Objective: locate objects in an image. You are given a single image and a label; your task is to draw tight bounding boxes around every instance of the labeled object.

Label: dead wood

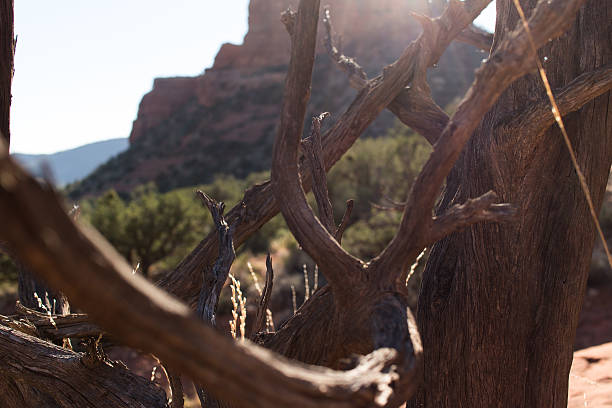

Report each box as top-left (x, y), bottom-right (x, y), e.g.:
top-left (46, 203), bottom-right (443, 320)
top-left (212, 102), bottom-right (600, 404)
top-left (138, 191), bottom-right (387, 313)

top-left (302, 112), bottom-right (334, 233)
top-left (503, 64), bottom-right (612, 136)
top-left (370, 0), bottom-right (589, 276)
top-left (158, 0), bottom-right (493, 306)
top-left (194, 190), bottom-right (241, 408)
top-left (252, 254), bottom-right (274, 336)
top-left (455, 24), bottom-right (493, 52)
top-left (428, 191), bottom-right (517, 245)
top-left (410, 0), bottom-right (608, 405)
top-left (270, 1), bottom-right (425, 404)
top-left (0, 0), bottom-right (598, 406)
top-left (0, 324), bottom-right (167, 407)
top-left (334, 199), bottom-right (353, 244)
top-left (14, 301), bottom-right (102, 340)
top-left (0, 0), bottom-right (13, 146)
top-left (195, 190), bottom-right (241, 328)
top-left (0, 134), bottom-right (416, 408)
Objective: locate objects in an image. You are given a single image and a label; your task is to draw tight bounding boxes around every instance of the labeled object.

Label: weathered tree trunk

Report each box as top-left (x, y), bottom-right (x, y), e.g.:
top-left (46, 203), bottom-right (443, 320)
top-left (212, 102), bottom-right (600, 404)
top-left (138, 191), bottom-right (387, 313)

top-left (0, 0), bottom-right (12, 146)
top-left (0, 325), bottom-right (168, 408)
top-left (1, 0), bottom-right (66, 314)
top-left (411, 0), bottom-right (612, 406)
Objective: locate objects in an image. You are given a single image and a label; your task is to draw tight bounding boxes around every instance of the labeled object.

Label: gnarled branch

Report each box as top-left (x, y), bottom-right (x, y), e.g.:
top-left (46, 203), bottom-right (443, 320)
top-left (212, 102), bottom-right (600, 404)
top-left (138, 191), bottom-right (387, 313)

top-left (322, 7), bottom-right (368, 89)
top-left (427, 191), bottom-right (517, 246)
top-left (371, 0), bottom-right (588, 275)
top-left (455, 24), bottom-right (493, 52)
top-left (334, 199), bottom-right (354, 244)
top-left (252, 254), bottom-right (274, 336)
top-left (503, 64), bottom-right (612, 136)
top-left (14, 301), bottom-right (103, 340)
top-left (195, 190), bottom-right (240, 327)
top-left (322, 3), bottom-right (492, 145)
top-left (195, 190), bottom-right (241, 408)
top-left (271, 0), bottom-right (364, 291)
top-left (158, 0), bottom-right (492, 306)
top-left (302, 112), bottom-right (335, 233)
top-left (0, 58), bottom-right (415, 408)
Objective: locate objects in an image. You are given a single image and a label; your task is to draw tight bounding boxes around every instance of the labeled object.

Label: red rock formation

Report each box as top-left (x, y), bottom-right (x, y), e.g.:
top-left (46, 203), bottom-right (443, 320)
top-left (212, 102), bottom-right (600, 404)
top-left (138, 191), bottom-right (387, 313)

top-left (77, 0), bottom-right (483, 196)
top-left (130, 0), bottom-right (434, 144)
top-left (130, 77), bottom-right (198, 143)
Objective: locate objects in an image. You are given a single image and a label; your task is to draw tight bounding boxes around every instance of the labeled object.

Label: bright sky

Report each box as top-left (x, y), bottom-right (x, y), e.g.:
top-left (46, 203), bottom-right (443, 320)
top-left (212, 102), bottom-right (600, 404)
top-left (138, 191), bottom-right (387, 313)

top-left (10, 1), bottom-right (495, 155)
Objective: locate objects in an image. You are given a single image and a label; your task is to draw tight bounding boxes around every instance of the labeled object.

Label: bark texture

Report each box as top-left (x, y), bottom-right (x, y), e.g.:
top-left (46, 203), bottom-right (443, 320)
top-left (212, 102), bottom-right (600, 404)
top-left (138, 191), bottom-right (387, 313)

top-left (0, 325), bottom-right (168, 408)
top-left (0, 0), bottom-right (12, 146)
top-left (412, 0), bottom-right (612, 406)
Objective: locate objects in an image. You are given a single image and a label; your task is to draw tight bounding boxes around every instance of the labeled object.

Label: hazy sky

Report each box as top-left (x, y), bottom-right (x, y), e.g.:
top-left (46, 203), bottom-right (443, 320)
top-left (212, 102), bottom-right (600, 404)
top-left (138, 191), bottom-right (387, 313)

top-left (10, 1), bottom-right (495, 154)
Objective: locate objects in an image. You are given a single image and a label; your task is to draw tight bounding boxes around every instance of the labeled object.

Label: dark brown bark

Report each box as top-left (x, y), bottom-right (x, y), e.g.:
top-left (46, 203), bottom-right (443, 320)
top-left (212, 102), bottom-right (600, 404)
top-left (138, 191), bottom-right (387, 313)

top-left (0, 324), bottom-right (167, 407)
top-left (252, 254), bottom-right (274, 336)
top-left (194, 191), bottom-right (240, 408)
top-left (0, 0), bottom-right (13, 147)
top-left (13, 301), bottom-right (101, 339)
top-left (0, 0), bottom-right (69, 320)
top-left (411, 0), bottom-right (612, 406)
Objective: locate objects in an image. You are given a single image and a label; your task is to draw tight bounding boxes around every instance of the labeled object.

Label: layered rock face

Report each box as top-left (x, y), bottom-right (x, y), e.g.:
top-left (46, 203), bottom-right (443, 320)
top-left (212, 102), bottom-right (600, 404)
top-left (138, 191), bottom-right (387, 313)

top-left (73, 0), bottom-right (485, 197)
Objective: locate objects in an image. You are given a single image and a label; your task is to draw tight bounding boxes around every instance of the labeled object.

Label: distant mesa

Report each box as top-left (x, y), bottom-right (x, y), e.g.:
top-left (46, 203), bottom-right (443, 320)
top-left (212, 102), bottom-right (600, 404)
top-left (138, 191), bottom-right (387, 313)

top-left (71, 0), bottom-right (487, 198)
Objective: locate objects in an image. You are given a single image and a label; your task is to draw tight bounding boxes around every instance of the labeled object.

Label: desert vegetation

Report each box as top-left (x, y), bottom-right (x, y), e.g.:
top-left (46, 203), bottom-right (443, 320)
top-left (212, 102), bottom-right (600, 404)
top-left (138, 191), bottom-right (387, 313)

top-left (1, 0), bottom-right (611, 407)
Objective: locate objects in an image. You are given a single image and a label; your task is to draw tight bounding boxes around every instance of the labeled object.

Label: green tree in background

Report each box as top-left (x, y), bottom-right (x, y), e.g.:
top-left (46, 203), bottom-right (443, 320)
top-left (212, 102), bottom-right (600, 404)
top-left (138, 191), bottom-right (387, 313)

top-left (82, 126), bottom-right (432, 277)
top-left (87, 185), bottom-right (202, 277)
top-left (328, 122), bottom-right (431, 259)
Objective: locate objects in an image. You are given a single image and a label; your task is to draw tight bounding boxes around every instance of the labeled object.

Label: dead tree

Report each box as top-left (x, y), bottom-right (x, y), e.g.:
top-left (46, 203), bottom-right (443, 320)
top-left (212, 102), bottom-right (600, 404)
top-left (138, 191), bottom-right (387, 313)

top-left (0, 0), bottom-right (611, 406)
top-left (0, 0), bottom-right (12, 146)
top-left (410, 0), bottom-right (612, 406)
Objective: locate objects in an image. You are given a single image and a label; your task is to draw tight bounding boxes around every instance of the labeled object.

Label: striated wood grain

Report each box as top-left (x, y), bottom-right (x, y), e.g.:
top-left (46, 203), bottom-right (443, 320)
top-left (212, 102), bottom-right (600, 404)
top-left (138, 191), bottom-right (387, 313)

top-left (0, 324), bottom-right (167, 407)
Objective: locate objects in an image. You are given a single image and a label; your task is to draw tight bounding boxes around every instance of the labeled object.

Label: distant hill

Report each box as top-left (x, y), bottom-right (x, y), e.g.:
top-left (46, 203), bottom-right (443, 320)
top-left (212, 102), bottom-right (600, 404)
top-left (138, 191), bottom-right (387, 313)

top-left (12, 138), bottom-right (128, 186)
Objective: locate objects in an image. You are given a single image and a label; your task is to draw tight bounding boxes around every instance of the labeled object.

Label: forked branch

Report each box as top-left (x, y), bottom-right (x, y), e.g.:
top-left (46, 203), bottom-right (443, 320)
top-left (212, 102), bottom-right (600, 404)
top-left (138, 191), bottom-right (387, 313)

top-left (271, 0), bottom-right (363, 290)
top-left (158, 0), bottom-right (492, 305)
top-left (372, 0), bottom-right (589, 273)
top-left (0, 31), bottom-right (414, 408)
top-left (322, 3), bottom-right (492, 145)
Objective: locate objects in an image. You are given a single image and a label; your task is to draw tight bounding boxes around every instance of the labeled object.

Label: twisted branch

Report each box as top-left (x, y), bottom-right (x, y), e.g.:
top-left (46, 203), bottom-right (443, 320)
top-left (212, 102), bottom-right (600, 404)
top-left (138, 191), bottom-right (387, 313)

top-left (371, 0), bottom-right (588, 275)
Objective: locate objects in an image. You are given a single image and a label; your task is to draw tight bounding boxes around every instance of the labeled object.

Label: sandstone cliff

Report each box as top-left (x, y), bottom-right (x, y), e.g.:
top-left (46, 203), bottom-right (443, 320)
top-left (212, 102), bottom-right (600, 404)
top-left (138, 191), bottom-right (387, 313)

top-left (71, 0), bottom-right (485, 197)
